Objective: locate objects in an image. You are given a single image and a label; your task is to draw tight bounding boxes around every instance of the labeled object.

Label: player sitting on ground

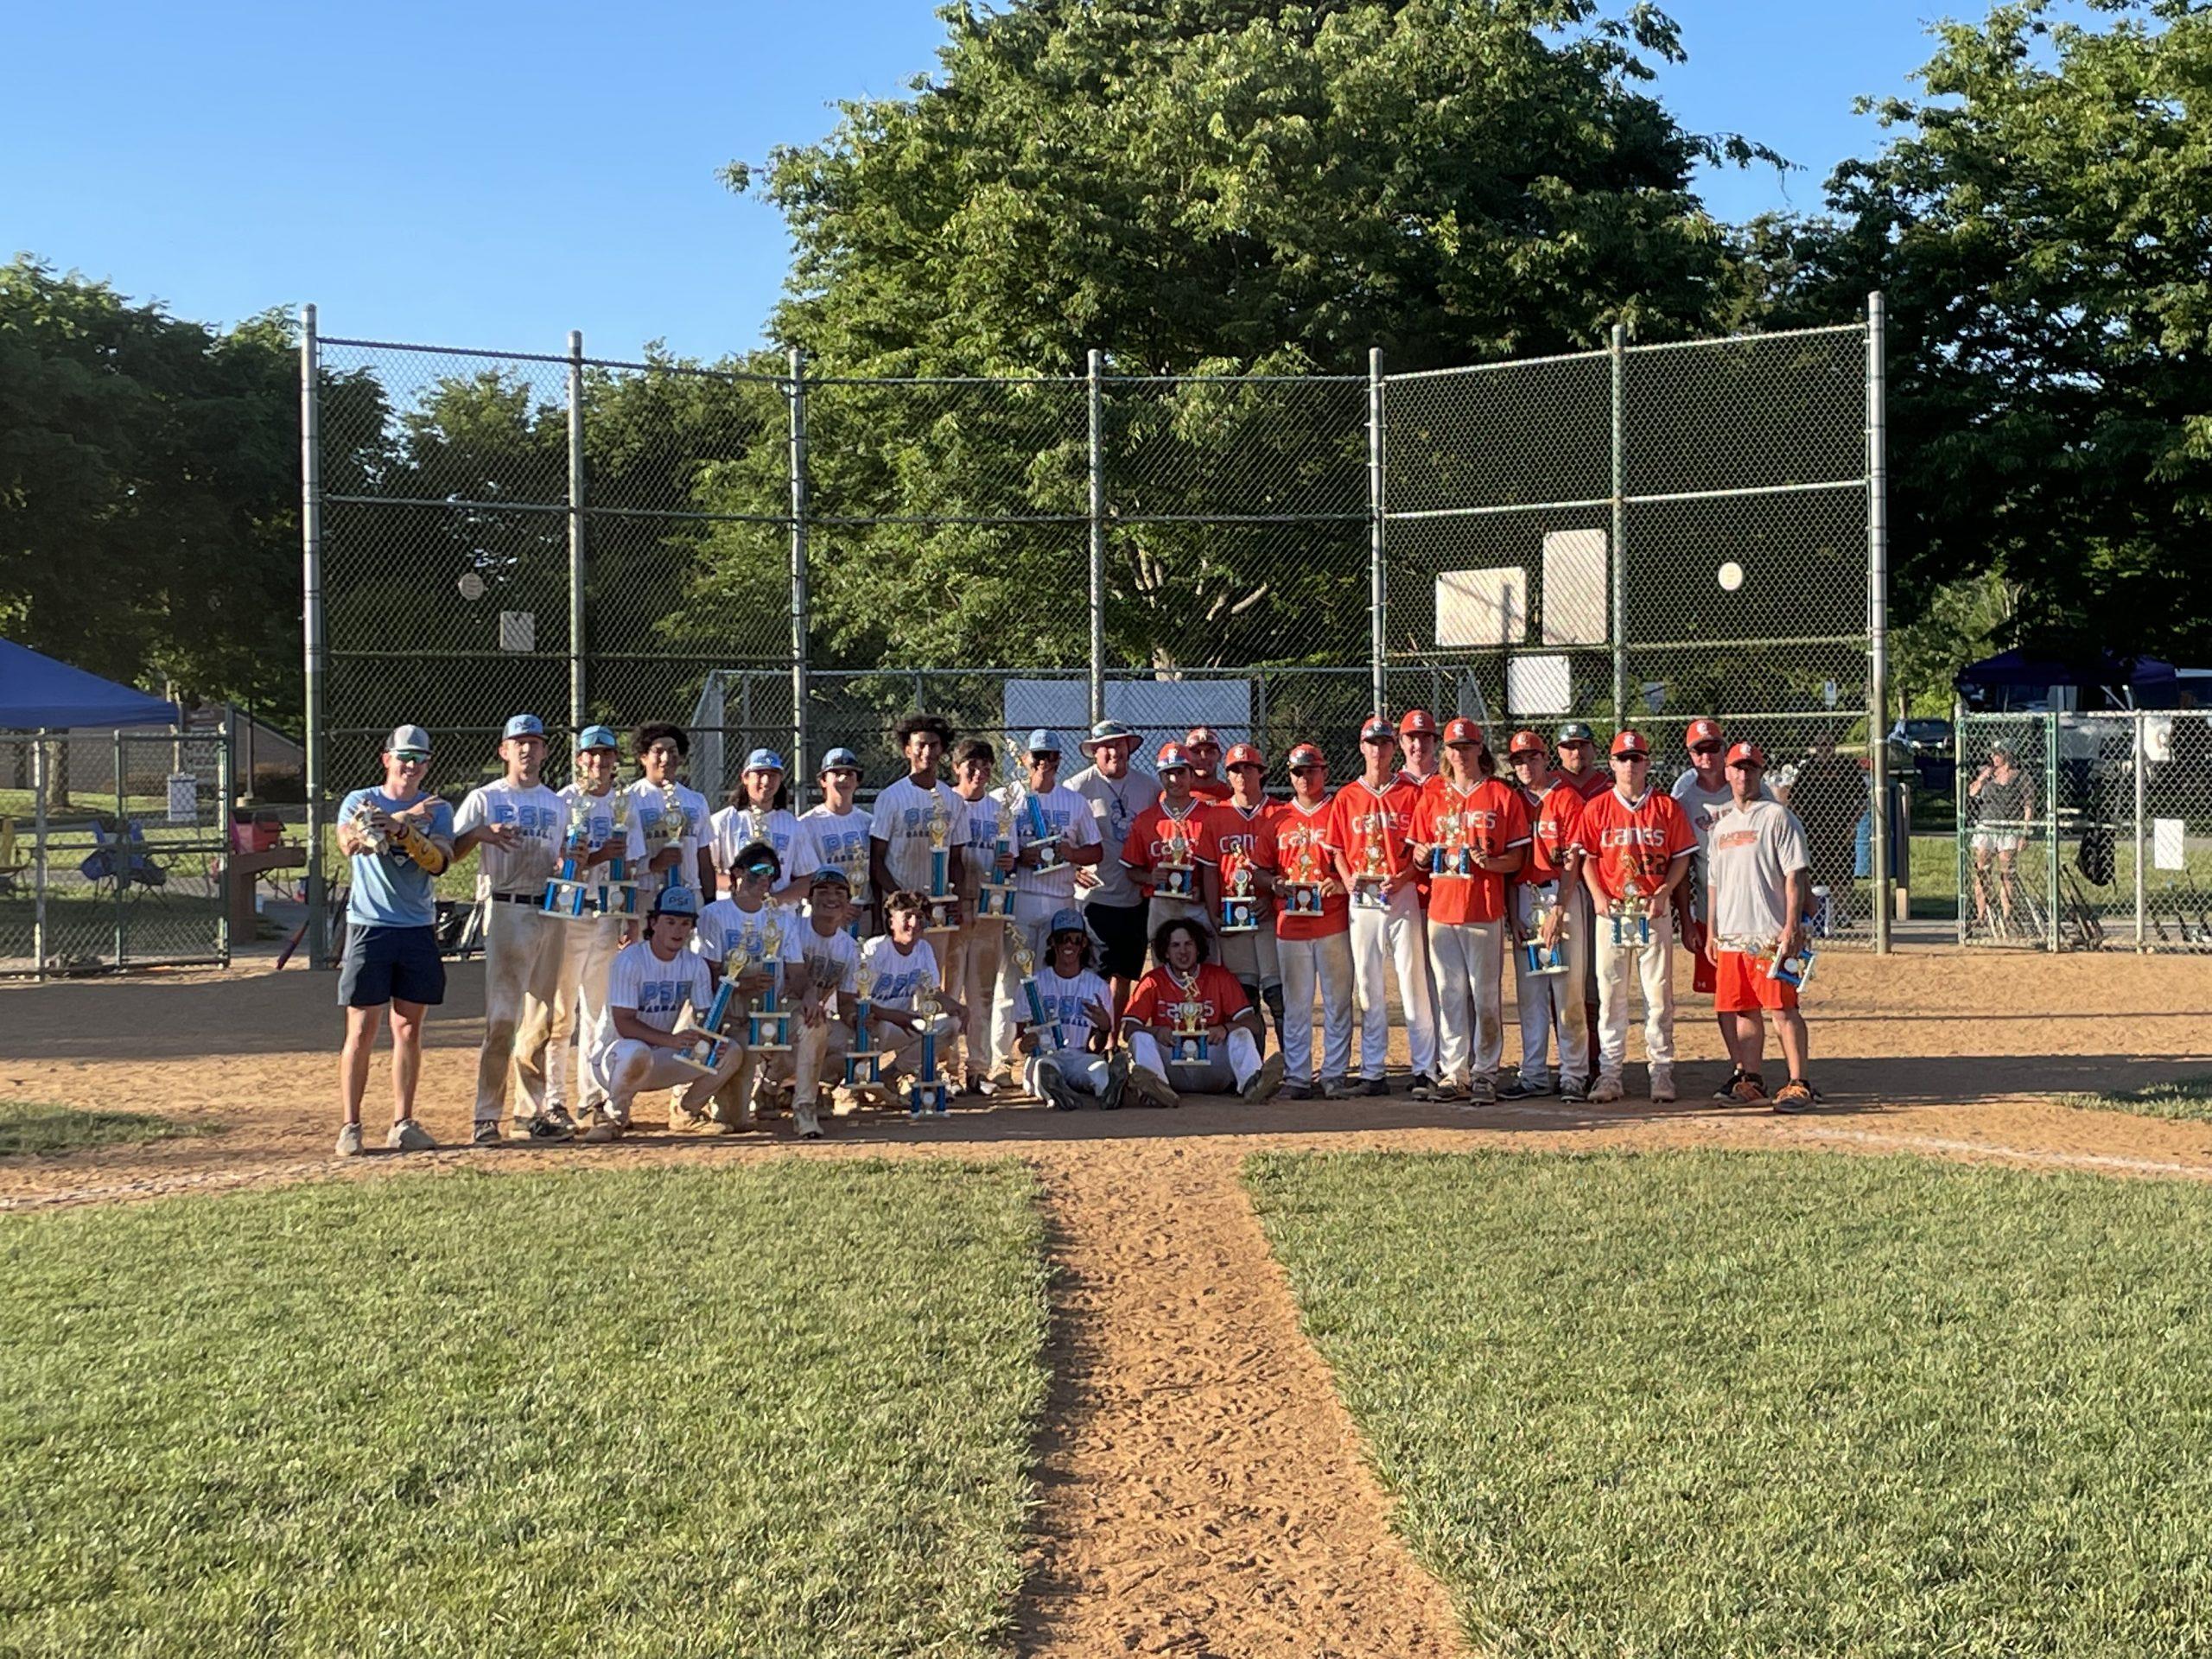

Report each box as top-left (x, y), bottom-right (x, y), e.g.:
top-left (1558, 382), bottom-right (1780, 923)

top-left (1120, 918), bottom-right (1287, 1108)
top-left (1015, 908), bottom-right (1126, 1111)
top-left (581, 886), bottom-right (746, 1141)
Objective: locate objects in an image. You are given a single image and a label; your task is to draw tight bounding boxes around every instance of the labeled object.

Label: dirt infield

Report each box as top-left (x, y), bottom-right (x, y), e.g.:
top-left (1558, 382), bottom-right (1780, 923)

top-left (5, 950), bottom-right (2210, 1655)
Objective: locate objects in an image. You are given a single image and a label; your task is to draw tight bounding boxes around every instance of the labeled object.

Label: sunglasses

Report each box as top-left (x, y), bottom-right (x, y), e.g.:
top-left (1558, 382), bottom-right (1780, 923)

top-left (1613, 753), bottom-right (1649, 762)
top-left (392, 751), bottom-right (429, 765)
top-left (1690, 743), bottom-right (1723, 756)
top-left (741, 861), bottom-right (777, 878)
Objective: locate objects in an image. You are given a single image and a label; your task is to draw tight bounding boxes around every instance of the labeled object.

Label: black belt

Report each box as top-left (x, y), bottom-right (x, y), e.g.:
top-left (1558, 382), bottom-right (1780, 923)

top-left (488, 891), bottom-right (544, 906)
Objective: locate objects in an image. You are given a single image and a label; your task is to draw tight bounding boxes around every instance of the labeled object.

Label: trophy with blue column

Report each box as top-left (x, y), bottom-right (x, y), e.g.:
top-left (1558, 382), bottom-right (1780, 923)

top-left (543, 796), bottom-right (594, 917)
top-left (746, 912), bottom-right (792, 1054)
top-left (908, 970), bottom-right (950, 1118)
top-left (842, 959), bottom-right (882, 1088)
top-left (924, 798), bottom-right (958, 935)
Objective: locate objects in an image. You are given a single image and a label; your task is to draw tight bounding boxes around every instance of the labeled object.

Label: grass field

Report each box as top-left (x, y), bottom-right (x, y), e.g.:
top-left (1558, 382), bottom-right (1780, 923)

top-left (0, 1099), bottom-right (208, 1156)
top-left (2062, 1076), bottom-right (2212, 1124)
top-left (1247, 1149), bottom-right (2212, 1657)
top-left (0, 1161), bottom-right (1049, 1658)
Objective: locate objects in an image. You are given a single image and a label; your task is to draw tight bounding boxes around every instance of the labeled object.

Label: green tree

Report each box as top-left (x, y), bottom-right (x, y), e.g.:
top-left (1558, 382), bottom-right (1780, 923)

top-left (1749, 0), bottom-right (2212, 664)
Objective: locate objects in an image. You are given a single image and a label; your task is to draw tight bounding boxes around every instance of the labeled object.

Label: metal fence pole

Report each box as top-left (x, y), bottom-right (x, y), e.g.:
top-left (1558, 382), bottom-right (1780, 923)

top-left (112, 728), bottom-right (125, 969)
top-left (2133, 709), bottom-right (2147, 948)
top-left (31, 728), bottom-right (48, 980)
top-left (1368, 346), bottom-right (1386, 720)
top-left (1867, 292), bottom-right (1892, 953)
top-left (567, 329), bottom-right (588, 734)
top-left (300, 302), bottom-right (328, 968)
top-left (1953, 703), bottom-right (1967, 947)
top-left (2045, 711), bottom-right (2061, 953)
top-left (219, 726), bottom-right (235, 967)
top-left (1610, 322), bottom-right (1628, 728)
top-left (788, 346), bottom-right (810, 776)
top-left (1088, 348), bottom-right (1107, 726)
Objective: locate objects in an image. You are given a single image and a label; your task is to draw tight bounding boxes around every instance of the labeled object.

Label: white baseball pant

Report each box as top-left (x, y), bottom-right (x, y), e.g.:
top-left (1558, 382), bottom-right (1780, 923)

top-left (1348, 884), bottom-right (1435, 1080)
top-left (1128, 1027), bottom-right (1262, 1095)
top-left (944, 917), bottom-right (1007, 1082)
top-left (474, 899), bottom-right (568, 1128)
top-left (1026, 1047), bottom-right (1112, 1099)
top-left (1428, 917), bottom-right (1505, 1087)
top-left (1510, 883), bottom-right (1589, 1091)
top-left (1277, 928), bottom-right (1355, 1085)
top-left (544, 913), bottom-right (622, 1116)
top-left (594, 1033), bottom-right (746, 1125)
top-left (1592, 910), bottom-right (1677, 1087)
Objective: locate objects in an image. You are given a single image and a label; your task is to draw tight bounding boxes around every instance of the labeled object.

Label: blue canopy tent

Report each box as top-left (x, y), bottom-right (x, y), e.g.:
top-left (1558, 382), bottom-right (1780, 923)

top-left (1955, 649), bottom-right (2180, 712)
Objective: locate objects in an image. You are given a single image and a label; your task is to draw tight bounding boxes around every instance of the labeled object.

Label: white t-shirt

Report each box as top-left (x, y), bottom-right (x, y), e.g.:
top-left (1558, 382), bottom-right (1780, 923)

top-left (1065, 763), bottom-right (1159, 908)
top-left (792, 922), bottom-right (863, 1012)
top-left (693, 898), bottom-right (807, 975)
top-left (1707, 798), bottom-right (1812, 947)
top-left (556, 783), bottom-right (649, 866)
top-left (1007, 781), bottom-right (1103, 900)
top-left (1672, 771), bottom-right (1777, 919)
top-left (625, 779), bottom-right (710, 889)
top-left (798, 804), bottom-right (874, 906)
top-left (1022, 965), bottom-right (1112, 1050)
top-left (589, 939), bottom-right (714, 1068)
top-left (869, 776), bottom-right (970, 895)
top-left (454, 779), bottom-right (567, 899)
top-left (858, 935), bottom-right (941, 1011)
top-left (709, 804), bottom-right (808, 893)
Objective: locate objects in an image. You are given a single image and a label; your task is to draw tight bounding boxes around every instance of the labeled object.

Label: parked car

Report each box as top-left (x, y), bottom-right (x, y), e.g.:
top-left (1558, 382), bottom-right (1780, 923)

top-left (1889, 717), bottom-right (1955, 791)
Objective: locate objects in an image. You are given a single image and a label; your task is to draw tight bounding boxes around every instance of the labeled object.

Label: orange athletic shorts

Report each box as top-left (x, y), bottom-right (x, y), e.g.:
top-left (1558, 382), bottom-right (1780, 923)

top-left (1714, 948), bottom-right (1799, 1014)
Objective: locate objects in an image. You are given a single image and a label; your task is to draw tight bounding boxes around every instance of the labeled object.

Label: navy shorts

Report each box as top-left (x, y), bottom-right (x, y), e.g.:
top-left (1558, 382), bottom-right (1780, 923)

top-left (337, 924), bottom-right (446, 1009)
top-left (1085, 901), bottom-right (1150, 981)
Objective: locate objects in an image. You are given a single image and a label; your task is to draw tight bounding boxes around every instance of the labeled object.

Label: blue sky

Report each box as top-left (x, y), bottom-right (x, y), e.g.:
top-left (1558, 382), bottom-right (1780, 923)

top-left (5, 0), bottom-right (1954, 362)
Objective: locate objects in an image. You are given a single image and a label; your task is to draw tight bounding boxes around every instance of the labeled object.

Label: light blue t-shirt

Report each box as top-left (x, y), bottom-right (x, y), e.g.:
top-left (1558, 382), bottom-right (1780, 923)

top-left (341, 787), bottom-right (455, 930)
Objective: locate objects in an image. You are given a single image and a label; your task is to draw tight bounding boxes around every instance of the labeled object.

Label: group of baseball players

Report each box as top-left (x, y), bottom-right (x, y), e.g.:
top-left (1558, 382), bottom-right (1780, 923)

top-left (333, 706), bottom-right (1821, 1154)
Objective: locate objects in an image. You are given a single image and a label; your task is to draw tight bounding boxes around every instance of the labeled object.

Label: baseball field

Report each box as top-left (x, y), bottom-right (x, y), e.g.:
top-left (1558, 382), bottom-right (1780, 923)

top-left (5, 949), bottom-right (2211, 1656)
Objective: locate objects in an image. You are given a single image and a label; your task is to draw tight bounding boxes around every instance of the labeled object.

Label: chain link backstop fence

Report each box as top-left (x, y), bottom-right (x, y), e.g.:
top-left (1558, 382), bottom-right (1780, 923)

top-left (300, 302), bottom-right (1891, 963)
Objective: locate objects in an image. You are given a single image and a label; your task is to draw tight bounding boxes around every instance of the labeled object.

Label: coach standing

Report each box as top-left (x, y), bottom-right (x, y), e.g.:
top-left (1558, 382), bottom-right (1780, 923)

top-left (1067, 719), bottom-right (1158, 1032)
top-left (1704, 741), bottom-right (1820, 1110)
top-left (1577, 728), bottom-right (1695, 1104)
top-left (334, 723), bottom-right (455, 1156)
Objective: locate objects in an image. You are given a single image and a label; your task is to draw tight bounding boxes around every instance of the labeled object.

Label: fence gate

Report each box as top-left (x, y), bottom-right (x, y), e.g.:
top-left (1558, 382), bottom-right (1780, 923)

top-left (0, 728), bottom-right (232, 978)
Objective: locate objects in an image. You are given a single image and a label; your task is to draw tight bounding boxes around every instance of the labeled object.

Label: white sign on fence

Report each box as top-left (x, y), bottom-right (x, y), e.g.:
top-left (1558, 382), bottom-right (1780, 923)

top-left (2154, 817), bottom-right (2187, 873)
top-left (167, 772), bottom-right (197, 824)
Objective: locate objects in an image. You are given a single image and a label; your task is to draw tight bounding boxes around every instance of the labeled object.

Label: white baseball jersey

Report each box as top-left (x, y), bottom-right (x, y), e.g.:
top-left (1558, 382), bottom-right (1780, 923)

top-left (1022, 965), bottom-right (1111, 1047)
top-left (794, 922), bottom-right (863, 1008)
top-left (858, 935), bottom-right (941, 1011)
top-left (709, 803), bottom-right (808, 888)
top-left (625, 778), bottom-right (709, 884)
top-left (556, 783), bottom-right (649, 863)
top-left (454, 779), bottom-right (567, 899)
top-left (869, 776), bottom-right (970, 894)
top-left (692, 898), bottom-right (807, 973)
top-left (798, 804), bottom-right (874, 905)
top-left (1707, 798), bottom-right (1811, 945)
top-left (1007, 781), bottom-right (1103, 900)
top-left (587, 939), bottom-right (714, 1069)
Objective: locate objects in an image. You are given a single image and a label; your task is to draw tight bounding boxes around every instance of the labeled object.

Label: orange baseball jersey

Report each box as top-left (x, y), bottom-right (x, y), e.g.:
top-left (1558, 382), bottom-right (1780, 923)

top-left (1269, 795), bottom-right (1348, 939)
top-left (1187, 775), bottom-right (1233, 803)
top-left (1319, 777), bottom-right (1419, 880)
top-left (1410, 777), bottom-right (1530, 925)
top-left (1124, 962), bottom-right (1251, 1033)
top-left (1120, 799), bottom-right (1209, 894)
top-left (1516, 779), bottom-right (1586, 887)
top-left (1195, 800), bottom-right (1276, 871)
top-left (1575, 787), bottom-right (1696, 903)
top-left (1560, 766), bottom-right (1612, 803)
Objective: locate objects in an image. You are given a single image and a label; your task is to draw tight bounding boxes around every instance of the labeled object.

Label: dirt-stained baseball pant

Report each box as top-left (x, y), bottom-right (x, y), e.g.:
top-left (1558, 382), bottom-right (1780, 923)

top-left (1428, 917), bottom-right (1505, 1086)
top-left (1593, 910), bottom-right (1677, 1089)
top-left (1348, 885), bottom-right (1435, 1081)
top-left (1510, 882), bottom-right (1589, 1091)
top-left (474, 899), bottom-right (569, 1128)
top-left (1129, 1027), bottom-right (1263, 1095)
top-left (1215, 922), bottom-right (1284, 1046)
top-left (945, 916), bottom-right (1007, 1082)
top-left (544, 912), bottom-right (623, 1116)
top-left (594, 1033), bottom-right (746, 1125)
top-left (1277, 929), bottom-right (1354, 1085)
top-left (1026, 1046), bottom-right (1112, 1100)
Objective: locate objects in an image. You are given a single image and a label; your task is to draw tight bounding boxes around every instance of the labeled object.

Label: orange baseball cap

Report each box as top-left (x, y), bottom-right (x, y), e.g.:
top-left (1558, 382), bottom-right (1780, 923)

top-left (1726, 740), bottom-right (1767, 768)
top-left (1685, 717), bottom-right (1723, 748)
top-left (1359, 715), bottom-right (1395, 742)
top-left (1443, 717), bottom-right (1483, 747)
top-left (1224, 741), bottom-right (1264, 768)
top-left (1507, 728), bottom-right (1546, 757)
top-left (1611, 729), bottom-right (1649, 759)
top-left (1185, 726), bottom-right (1221, 747)
top-left (1287, 742), bottom-right (1326, 770)
top-left (1156, 742), bottom-right (1192, 770)
top-left (1397, 708), bottom-right (1438, 735)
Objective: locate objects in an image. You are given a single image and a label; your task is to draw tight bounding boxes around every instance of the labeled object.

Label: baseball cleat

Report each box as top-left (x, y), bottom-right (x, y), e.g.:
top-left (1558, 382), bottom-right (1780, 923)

top-left (1320, 1077), bottom-right (1356, 1101)
top-left (335, 1122), bottom-right (365, 1158)
top-left (390, 1119), bottom-right (437, 1153)
top-left (1123, 1065), bottom-right (1180, 1109)
top-left (526, 1112), bottom-right (575, 1142)
top-left (1103, 1050), bottom-right (1130, 1110)
top-left (1465, 1077), bottom-right (1497, 1104)
top-left (1038, 1066), bottom-right (1084, 1113)
top-left (1241, 1052), bottom-right (1287, 1103)
top-left (1409, 1072), bottom-right (1437, 1101)
top-left (1361, 1077), bottom-right (1389, 1097)
top-left (1586, 1077), bottom-right (1625, 1103)
top-left (1727, 1073), bottom-right (1769, 1104)
top-left (1279, 1078), bottom-right (1313, 1101)
top-left (1431, 1078), bottom-right (1469, 1103)
top-left (579, 1115), bottom-right (625, 1144)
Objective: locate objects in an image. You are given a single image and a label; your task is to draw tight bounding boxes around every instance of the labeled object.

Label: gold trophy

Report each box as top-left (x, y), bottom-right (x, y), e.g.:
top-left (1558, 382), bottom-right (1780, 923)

top-left (1170, 985), bottom-right (1210, 1066)
top-left (910, 970), bottom-right (949, 1116)
top-left (653, 780), bottom-right (687, 892)
top-left (1283, 841), bottom-right (1325, 918)
top-left (1219, 849), bottom-right (1257, 933)
top-left (1522, 884), bottom-right (1569, 976)
top-left (747, 912), bottom-right (791, 1053)
top-left (1157, 816), bottom-right (1198, 901)
top-left (1354, 823), bottom-right (1389, 910)
top-left (924, 798), bottom-right (958, 934)
top-left (1610, 874), bottom-right (1651, 953)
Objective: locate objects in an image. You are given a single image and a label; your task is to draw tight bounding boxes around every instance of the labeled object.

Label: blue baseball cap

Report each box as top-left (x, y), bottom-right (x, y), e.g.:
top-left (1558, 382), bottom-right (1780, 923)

top-left (743, 747), bottom-right (785, 773)
top-left (1048, 906), bottom-right (1087, 938)
top-left (502, 713), bottom-right (546, 741)
top-left (652, 886), bottom-right (701, 918)
top-left (575, 724), bottom-right (620, 753)
top-left (818, 747), bottom-right (861, 773)
top-left (810, 866), bottom-right (851, 891)
top-left (1026, 728), bottom-right (1065, 756)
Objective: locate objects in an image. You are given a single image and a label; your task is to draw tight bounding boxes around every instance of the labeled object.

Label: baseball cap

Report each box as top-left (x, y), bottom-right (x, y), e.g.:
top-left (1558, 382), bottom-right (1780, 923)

top-left (1726, 741), bottom-right (1767, 768)
top-left (385, 723), bottom-right (433, 757)
top-left (1507, 728), bottom-right (1546, 758)
top-left (1287, 742), bottom-right (1326, 771)
top-left (1359, 716), bottom-right (1395, 742)
top-left (810, 866), bottom-right (851, 891)
top-left (1155, 741), bottom-right (1192, 771)
top-left (1556, 721), bottom-right (1595, 745)
top-left (652, 886), bottom-right (701, 918)
top-left (1398, 709), bottom-right (1438, 736)
top-left (501, 714), bottom-right (544, 741)
top-left (1611, 729), bottom-right (1649, 759)
top-left (1185, 725), bottom-right (1222, 747)
top-left (743, 747), bottom-right (785, 773)
top-left (1026, 728), bottom-right (1065, 756)
top-left (1048, 906), bottom-right (1087, 938)
top-left (1443, 717), bottom-right (1483, 747)
top-left (1224, 741), bottom-right (1264, 769)
top-left (1081, 719), bottom-right (1137, 750)
top-left (818, 747), bottom-right (861, 774)
top-left (1686, 718), bottom-right (1723, 749)
top-left (575, 724), bottom-right (620, 753)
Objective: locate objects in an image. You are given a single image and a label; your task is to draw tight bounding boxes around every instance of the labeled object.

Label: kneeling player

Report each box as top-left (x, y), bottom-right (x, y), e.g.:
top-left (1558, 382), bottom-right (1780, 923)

top-left (856, 891), bottom-right (969, 1105)
top-left (1702, 742), bottom-right (1820, 1111)
top-left (1119, 919), bottom-right (1286, 1106)
top-left (1014, 908), bottom-right (1123, 1110)
top-left (580, 887), bottom-right (746, 1140)
top-left (785, 868), bottom-right (863, 1138)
